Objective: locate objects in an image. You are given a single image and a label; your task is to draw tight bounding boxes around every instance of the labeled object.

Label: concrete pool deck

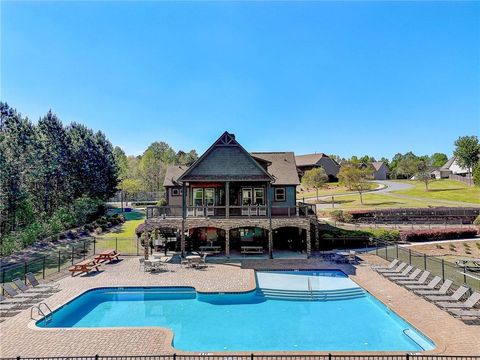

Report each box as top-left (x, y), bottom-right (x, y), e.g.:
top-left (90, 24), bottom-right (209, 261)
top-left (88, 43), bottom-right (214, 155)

top-left (0, 255), bottom-right (479, 357)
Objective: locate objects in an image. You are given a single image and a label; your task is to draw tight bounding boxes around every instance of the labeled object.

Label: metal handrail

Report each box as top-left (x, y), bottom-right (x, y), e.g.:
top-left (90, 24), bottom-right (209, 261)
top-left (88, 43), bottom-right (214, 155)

top-left (30, 302), bottom-right (53, 323)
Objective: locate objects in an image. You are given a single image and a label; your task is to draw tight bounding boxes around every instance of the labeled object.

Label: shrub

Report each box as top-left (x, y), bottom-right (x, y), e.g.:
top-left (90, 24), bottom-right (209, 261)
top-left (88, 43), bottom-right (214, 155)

top-left (330, 210), bottom-right (344, 222)
top-left (400, 228), bottom-right (478, 242)
top-left (157, 198), bottom-right (167, 206)
top-left (343, 212), bottom-right (353, 223)
top-left (95, 227), bottom-right (103, 234)
top-left (367, 228), bottom-right (401, 242)
top-left (473, 215), bottom-right (480, 226)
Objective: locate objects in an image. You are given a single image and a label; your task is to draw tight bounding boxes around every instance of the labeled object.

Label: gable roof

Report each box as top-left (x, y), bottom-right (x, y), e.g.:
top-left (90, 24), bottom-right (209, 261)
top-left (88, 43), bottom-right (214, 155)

top-left (371, 161), bottom-right (387, 171)
top-left (440, 157), bottom-right (456, 170)
top-left (295, 153), bottom-right (327, 167)
top-left (177, 132), bottom-right (273, 182)
top-left (251, 152), bottom-right (300, 185)
top-left (163, 165), bottom-right (189, 187)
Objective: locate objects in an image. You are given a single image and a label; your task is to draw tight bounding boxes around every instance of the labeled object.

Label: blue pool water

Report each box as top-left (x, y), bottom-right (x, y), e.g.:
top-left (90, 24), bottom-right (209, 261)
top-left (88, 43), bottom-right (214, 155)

top-left (37, 270), bottom-right (434, 352)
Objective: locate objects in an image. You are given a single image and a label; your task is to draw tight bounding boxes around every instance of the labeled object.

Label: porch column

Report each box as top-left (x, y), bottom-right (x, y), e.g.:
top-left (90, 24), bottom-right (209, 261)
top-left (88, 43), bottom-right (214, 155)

top-left (181, 220), bottom-right (186, 257)
top-left (268, 228), bottom-right (273, 259)
top-left (225, 230), bottom-right (230, 258)
top-left (315, 223), bottom-right (319, 251)
top-left (225, 181), bottom-right (230, 219)
top-left (306, 227), bottom-right (311, 258)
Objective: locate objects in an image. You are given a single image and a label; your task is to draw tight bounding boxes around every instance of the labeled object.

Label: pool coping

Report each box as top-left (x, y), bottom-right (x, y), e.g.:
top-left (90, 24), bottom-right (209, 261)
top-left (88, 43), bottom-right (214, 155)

top-left (29, 269), bottom-right (435, 353)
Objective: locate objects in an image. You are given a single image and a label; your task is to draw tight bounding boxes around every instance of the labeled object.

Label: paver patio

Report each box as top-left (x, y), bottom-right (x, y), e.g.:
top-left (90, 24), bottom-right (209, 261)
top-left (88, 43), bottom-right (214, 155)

top-left (0, 255), bottom-right (479, 357)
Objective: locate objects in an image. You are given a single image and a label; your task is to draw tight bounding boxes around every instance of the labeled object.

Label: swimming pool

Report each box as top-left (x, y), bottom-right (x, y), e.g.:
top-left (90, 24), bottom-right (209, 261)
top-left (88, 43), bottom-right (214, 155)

top-left (36, 270), bottom-right (434, 352)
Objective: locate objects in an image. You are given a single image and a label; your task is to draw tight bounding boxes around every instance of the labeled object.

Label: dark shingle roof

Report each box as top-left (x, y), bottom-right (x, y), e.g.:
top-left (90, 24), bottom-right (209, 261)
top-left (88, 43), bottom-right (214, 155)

top-left (251, 152), bottom-right (300, 185)
top-left (163, 165), bottom-right (189, 187)
top-left (295, 153), bottom-right (327, 167)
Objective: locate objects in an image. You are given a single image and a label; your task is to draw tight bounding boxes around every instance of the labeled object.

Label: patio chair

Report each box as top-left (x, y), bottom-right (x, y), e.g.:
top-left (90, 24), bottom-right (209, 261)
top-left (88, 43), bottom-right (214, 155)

top-left (415, 279), bottom-right (453, 295)
top-left (373, 259), bottom-right (399, 271)
top-left (397, 271), bottom-right (430, 285)
top-left (195, 254), bottom-right (208, 269)
top-left (425, 285), bottom-right (469, 302)
top-left (383, 265), bottom-right (413, 278)
top-left (139, 258), bottom-right (145, 271)
top-left (390, 268), bottom-right (421, 282)
top-left (0, 294), bottom-right (34, 309)
top-left (449, 308), bottom-right (480, 318)
top-left (25, 273), bottom-right (60, 292)
top-left (436, 292), bottom-right (480, 309)
top-left (378, 262), bottom-right (407, 275)
top-left (1, 283), bottom-right (42, 300)
top-left (406, 276), bottom-right (441, 290)
top-left (12, 278), bottom-right (53, 296)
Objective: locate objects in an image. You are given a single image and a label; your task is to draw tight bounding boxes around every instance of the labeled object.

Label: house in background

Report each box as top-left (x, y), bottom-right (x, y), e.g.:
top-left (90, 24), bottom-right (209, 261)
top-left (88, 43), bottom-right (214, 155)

top-left (432, 157), bottom-right (469, 179)
top-left (148, 131), bottom-right (318, 258)
top-left (371, 161), bottom-right (389, 180)
top-left (295, 153), bottom-right (340, 182)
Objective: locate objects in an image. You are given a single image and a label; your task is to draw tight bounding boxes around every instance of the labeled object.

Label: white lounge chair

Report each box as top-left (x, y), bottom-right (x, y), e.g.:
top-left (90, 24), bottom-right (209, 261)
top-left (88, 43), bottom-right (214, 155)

top-left (383, 265), bottom-right (413, 278)
top-left (25, 273), bottom-right (60, 292)
top-left (406, 276), bottom-right (441, 290)
top-left (1, 284), bottom-right (42, 300)
top-left (449, 308), bottom-right (480, 318)
top-left (390, 268), bottom-right (422, 281)
top-left (378, 261), bottom-right (406, 274)
top-left (374, 259), bottom-right (399, 271)
top-left (415, 279), bottom-right (453, 295)
top-left (436, 292), bottom-right (480, 309)
top-left (426, 286), bottom-right (469, 302)
top-left (397, 271), bottom-right (430, 285)
top-left (13, 278), bottom-right (53, 296)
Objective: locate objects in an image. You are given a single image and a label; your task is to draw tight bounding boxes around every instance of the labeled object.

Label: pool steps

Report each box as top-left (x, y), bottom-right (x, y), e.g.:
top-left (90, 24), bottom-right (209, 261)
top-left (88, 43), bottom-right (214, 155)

top-left (257, 287), bottom-right (366, 301)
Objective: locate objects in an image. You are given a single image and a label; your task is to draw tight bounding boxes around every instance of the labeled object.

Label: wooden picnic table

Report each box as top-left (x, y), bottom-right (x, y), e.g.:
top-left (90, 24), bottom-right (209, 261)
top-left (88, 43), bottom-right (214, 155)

top-left (68, 259), bottom-right (101, 276)
top-left (241, 246), bottom-right (264, 255)
top-left (94, 249), bottom-right (121, 263)
top-left (199, 245), bottom-right (221, 254)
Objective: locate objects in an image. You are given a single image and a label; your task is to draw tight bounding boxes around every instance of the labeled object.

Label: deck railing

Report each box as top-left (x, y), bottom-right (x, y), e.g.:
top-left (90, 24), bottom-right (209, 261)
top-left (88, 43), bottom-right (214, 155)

top-left (146, 204), bottom-right (316, 219)
top-left (3, 354), bottom-right (480, 360)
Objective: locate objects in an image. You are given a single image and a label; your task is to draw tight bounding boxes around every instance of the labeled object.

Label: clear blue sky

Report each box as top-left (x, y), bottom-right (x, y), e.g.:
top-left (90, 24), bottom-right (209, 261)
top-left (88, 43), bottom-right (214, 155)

top-left (1, 1), bottom-right (479, 159)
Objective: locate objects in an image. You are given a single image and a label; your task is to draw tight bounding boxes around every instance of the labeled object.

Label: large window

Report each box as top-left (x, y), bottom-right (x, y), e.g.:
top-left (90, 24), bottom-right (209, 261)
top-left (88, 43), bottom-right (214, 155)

top-left (274, 187), bottom-right (286, 202)
top-left (204, 188), bottom-right (215, 206)
top-left (242, 188), bottom-right (253, 205)
top-left (254, 188), bottom-right (265, 205)
top-left (193, 188), bottom-right (204, 207)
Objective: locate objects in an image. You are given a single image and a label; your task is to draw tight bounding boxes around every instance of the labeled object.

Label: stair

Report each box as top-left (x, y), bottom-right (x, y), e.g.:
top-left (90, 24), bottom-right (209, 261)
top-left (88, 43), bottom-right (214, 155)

top-left (257, 287), bottom-right (366, 301)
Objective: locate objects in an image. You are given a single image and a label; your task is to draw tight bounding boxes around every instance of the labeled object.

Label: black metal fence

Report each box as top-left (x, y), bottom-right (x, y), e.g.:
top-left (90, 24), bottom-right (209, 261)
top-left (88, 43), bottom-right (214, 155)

top-left (0, 237), bottom-right (142, 293)
top-left (2, 354), bottom-right (480, 360)
top-left (373, 239), bottom-right (480, 292)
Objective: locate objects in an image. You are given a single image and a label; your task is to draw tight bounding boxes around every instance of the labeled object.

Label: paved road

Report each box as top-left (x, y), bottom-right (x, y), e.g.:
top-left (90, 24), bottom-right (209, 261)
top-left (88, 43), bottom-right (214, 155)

top-left (373, 180), bottom-right (414, 193)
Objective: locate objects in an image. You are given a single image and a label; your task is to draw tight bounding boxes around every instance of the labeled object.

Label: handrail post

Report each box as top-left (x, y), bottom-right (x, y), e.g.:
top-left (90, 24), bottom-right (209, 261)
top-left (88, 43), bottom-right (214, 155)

top-left (328, 353), bottom-right (332, 360)
top-left (83, 241), bottom-right (87, 259)
top-left (24, 261), bottom-right (27, 284)
top-left (94, 237), bottom-right (96, 255)
top-left (442, 259), bottom-right (445, 281)
top-left (58, 250), bottom-right (61, 272)
top-left (95, 354), bottom-right (99, 360)
top-left (116, 237), bottom-right (118, 252)
top-left (424, 253), bottom-right (427, 270)
top-left (43, 256), bottom-right (46, 279)
top-left (251, 353), bottom-right (254, 360)
top-left (71, 245), bottom-right (75, 265)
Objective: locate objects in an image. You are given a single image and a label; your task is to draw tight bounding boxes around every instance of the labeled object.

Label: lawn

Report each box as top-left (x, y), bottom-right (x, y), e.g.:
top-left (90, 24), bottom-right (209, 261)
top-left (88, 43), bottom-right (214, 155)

top-left (317, 192), bottom-right (454, 211)
top-left (96, 209), bottom-right (145, 254)
top-left (392, 179), bottom-right (480, 204)
top-left (297, 182), bottom-right (379, 199)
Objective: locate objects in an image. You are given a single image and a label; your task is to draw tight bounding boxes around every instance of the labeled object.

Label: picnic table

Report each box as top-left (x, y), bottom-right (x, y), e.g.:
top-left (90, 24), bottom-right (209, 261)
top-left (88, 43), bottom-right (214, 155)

top-left (241, 246), bottom-right (264, 255)
top-left (69, 259), bottom-right (101, 276)
top-left (95, 249), bottom-right (121, 263)
top-left (199, 245), bottom-right (221, 254)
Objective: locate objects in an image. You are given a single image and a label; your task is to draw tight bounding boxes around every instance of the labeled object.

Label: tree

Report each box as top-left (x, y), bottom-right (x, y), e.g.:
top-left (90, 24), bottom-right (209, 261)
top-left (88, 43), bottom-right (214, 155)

top-left (338, 163), bottom-right (372, 204)
top-left (454, 135), bottom-right (480, 175)
top-left (139, 148), bottom-right (163, 192)
top-left (430, 153), bottom-right (448, 168)
top-left (359, 155), bottom-right (376, 164)
top-left (113, 146), bottom-right (128, 181)
top-left (301, 167), bottom-right (328, 199)
top-left (414, 158), bottom-right (433, 191)
top-left (473, 163), bottom-right (480, 187)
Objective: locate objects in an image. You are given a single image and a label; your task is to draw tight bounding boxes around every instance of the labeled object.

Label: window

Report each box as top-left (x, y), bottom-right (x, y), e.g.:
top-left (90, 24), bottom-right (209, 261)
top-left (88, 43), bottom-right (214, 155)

top-left (204, 188), bottom-right (215, 206)
top-left (171, 188), bottom-right (182, 196)
top-left (254, 188), bottom-right (264, 205)
top-left (242, 188), bottom-right (253, 205)
top-left (193, 188), bottom-right (204, 206)
top-left (275, 187), bottom-right (286, 201)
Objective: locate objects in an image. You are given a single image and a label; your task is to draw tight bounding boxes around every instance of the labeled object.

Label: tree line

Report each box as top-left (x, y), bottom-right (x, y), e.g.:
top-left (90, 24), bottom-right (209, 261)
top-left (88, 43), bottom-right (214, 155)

top-left (112, 141), bottom-right (198, 202)
top-left (0, 103), bottom-right (119, 254)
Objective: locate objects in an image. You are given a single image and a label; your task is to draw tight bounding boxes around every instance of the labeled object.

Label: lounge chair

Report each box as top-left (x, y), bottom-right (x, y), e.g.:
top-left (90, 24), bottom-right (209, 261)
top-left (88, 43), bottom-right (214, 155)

top-left (397, 271), bottom-right (430, 285)
top-left (425, 285), bottom-right (469, 302)
top-left (378, 262), bottom-right (406, 274)
top-left (25, 273), bottom-right (60, 291)
top-left (406, 276), bottom-right (441, 290)
top-left (13, 278), bottom-right (53, 296)
top-left (1, 283), bottom-right (42, 300)
top-left (436, 292), bottom-right (480, 309)
top-left (383, 265), bottom-right (413, 278)
top-left (449, 308), bottom-right (480, 318)
top-left (390, 268), bottom-right (421, 281)
top-left (374, 259), bottom-right (399, 271)
top-left (415, 279), bottom-right (453, 295)
top-left (0, 294), bottom-right (35, 309)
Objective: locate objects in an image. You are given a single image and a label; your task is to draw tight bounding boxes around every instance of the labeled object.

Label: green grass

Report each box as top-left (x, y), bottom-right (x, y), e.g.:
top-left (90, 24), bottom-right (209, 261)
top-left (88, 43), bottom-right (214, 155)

top-left (96, 209), bottom-right (145, 254)
top-left (319, 192), bottom-right (450, 210)
top-left (393, 179), bottom-right (480, 204)
top-left (297, 182), bottom-right (378, 199)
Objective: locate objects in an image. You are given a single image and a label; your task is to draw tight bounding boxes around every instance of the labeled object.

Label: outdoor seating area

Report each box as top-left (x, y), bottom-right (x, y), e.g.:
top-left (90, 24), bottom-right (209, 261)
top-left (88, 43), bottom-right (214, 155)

top-left (0, 273), bottom-right (60, 322)
top-left (376, 259), bottom-right (480, 323)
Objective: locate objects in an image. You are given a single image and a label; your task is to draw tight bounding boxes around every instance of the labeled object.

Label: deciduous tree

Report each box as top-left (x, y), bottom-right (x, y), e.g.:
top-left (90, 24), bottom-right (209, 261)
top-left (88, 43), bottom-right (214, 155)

top-left (338, 163), bottom-right (372, 204)
top-left (301, 167), bottom-right (328, 199)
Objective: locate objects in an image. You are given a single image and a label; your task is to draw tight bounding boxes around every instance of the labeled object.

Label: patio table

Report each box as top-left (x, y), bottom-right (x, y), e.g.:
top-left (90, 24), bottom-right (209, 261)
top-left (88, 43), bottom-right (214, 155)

top-left (94, 249), bottom-right (120, 263)
top-left (68, 259), bottom-right (101, 276)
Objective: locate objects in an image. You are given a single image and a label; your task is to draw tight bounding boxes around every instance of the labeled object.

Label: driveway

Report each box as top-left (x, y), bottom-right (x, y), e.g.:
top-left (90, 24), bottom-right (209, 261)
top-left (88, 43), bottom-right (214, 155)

top-left (373, 180), bottom-right (414, 193)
